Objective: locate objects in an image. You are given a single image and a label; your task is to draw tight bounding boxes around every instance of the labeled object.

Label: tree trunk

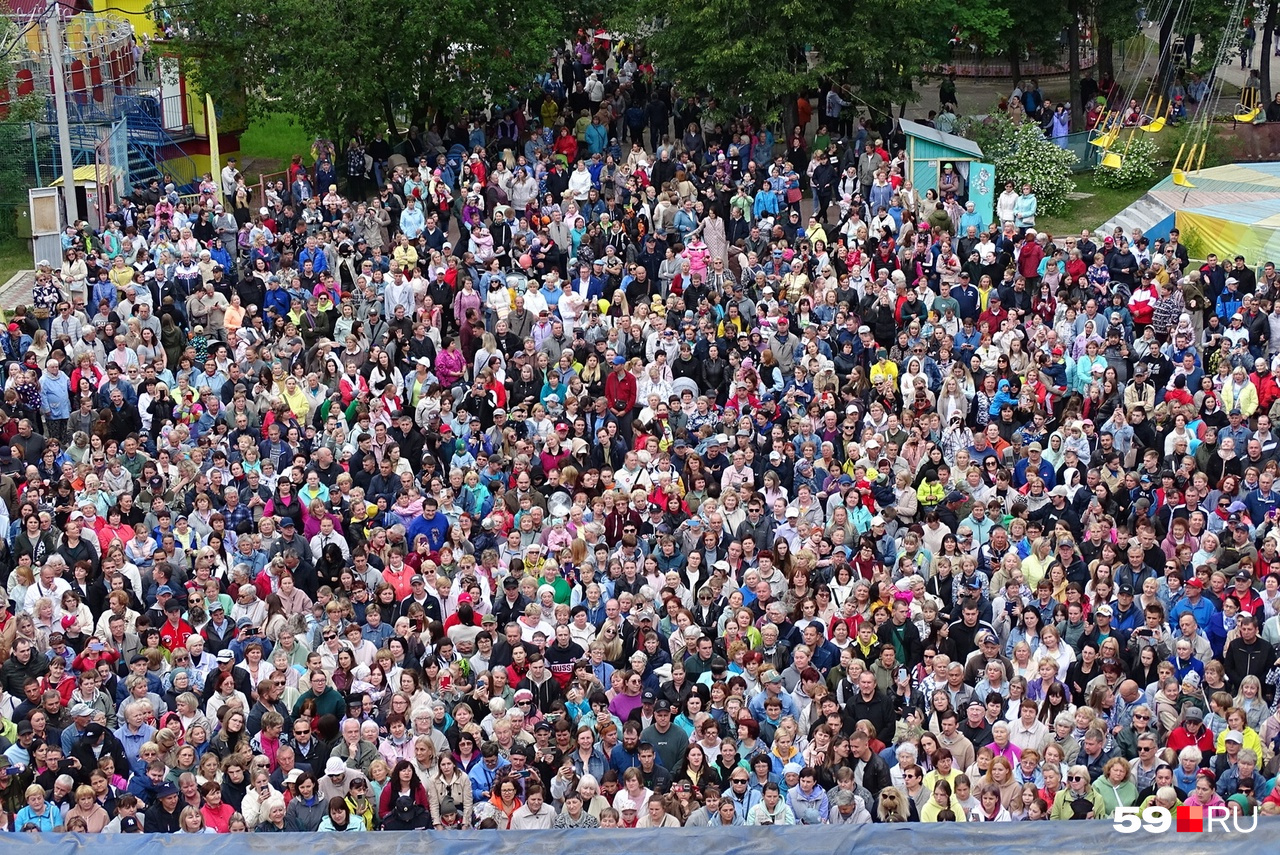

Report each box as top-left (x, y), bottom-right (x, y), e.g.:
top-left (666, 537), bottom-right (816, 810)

top-left (1009, 43), bottom-right (1023, 90)
top-left (781, 93), bottom-right (799, 141)
top-left (1067, 0), bottom-right (1083, 127)
top-left (1157, 5), bottom-right (1178, 97)
top-left (382, 94), bottom-right (400, 143)
top-left (1263, 0), bottom-right (1278, 103)
top-left (1098, 33), bottom-right (1115, 82)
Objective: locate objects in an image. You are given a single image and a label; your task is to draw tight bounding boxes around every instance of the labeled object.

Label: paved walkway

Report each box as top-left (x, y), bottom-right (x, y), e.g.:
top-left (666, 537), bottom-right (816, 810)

top-left (0, 269), bottom-right (34, 309)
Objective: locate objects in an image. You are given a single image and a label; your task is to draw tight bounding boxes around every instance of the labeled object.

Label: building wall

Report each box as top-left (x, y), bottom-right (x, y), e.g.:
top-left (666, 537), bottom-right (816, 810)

top-left (909, 137), bottom-right (976, 196)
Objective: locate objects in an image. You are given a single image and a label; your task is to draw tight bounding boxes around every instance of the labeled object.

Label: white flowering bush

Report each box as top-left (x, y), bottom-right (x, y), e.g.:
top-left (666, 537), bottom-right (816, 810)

top-left (1094, 134), bottom-right (1160, 189)
top-left (992, 119), bottom-right (1078, 217)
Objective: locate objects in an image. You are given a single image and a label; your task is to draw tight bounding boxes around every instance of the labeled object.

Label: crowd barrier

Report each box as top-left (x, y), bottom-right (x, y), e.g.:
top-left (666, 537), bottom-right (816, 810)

top-left (0, 819), bottom-right (1267, 855)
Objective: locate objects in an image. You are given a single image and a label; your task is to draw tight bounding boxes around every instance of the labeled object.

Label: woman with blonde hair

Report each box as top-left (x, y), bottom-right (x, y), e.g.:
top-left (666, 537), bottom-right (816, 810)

top-left (982, 756), bottom-right (1021, 809)
top-left (1021, 537), bottom-right (1055, 589)
top-left (937, 376), bottom-right (969, 425)
top-left (892, 471), bottom-right (919, 523)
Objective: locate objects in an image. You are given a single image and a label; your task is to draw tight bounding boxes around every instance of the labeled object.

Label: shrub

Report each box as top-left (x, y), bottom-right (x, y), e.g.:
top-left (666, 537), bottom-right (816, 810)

top-left (1093, 134), bottom-right (1160, 189)
top-left (991, 119), bottom-right (1078, 218)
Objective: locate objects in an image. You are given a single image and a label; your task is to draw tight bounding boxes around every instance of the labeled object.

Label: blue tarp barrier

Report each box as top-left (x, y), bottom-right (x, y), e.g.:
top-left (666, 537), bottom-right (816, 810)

top-left (0, 820), bottom-right (1266, 855)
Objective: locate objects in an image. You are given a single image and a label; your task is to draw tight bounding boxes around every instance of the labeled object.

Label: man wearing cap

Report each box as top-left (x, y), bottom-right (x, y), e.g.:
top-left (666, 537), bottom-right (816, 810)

top-left (640, 699), bottom-right (688, 772)
top-left (1012, 441), bottom-right (1056, 489)
top-left (201, 600), bottom-right (236, 657)
top-left (144, 781), bottom-right (183, 832)
top-left (1170, 574), bottom-right (1216, 630)
top-left (60, 702), bottom-right (95, 755)
top-left (1166, 705), bottom-right (1215, 757)
top-left (769, 319), bottom-right (801, 376)
top-left (1109, 585), bottom-right (1141, 646)
top-left (604, 353), bottom-right (637, 438)
top-left (1033, 485), bottom-right (1083, 538)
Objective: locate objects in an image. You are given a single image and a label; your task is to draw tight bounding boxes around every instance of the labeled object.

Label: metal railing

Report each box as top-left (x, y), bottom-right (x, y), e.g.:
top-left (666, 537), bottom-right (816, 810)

top-left (41, 89), bottom-right (196, 139)
top-left (943, 46), bottom-right (1099, 78)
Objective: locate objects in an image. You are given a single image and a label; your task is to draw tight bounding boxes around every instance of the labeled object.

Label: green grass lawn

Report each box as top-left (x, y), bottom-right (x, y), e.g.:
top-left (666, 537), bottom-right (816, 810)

top-left (0, 235), bottom-right (28, 284)
top-left (236, 112), bottom-right (313, 180)
top-left (1036, 173), bottom-right (1148, 237)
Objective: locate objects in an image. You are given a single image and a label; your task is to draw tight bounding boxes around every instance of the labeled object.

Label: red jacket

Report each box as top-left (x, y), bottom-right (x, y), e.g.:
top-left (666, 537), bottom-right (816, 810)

top-left (1166, 723), bottom-right (1215, 756)
top-left (604, 368), bottom-right (637, 415)
top-left (1017, 241), bottom-right (1044, 279)
top-left (1251, 370), bottom-right (1280, 412)
top-left (159, 618), bottom-right (194, 651)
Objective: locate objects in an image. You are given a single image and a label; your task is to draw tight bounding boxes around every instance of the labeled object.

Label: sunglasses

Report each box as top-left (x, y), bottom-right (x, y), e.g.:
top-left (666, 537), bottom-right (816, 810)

top-left (1068, 776), bottom-right (1084, 782)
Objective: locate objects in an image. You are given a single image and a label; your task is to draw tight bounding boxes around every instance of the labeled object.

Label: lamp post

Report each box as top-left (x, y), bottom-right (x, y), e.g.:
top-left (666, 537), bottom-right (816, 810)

top-left (45, 8), bottom-right (79, 224)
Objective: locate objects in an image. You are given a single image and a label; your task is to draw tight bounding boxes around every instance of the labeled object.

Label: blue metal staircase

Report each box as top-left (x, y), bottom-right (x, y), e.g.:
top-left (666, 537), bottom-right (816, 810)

top-left (43, 91), bottom-right (202, 196)
top-left (120, 95), bottom-right (200, 195)
top-left (43, 115), bottom-right (104, 170)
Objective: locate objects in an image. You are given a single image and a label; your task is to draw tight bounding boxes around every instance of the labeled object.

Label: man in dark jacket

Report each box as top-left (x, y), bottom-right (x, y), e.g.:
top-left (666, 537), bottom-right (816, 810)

top-left (842, 670), bottom-right (898, 745)
top-left (877, 599), bottom-right (923, 669)
top-left (144, 782), bottom-right (182, 832)
top-left (811, 154), bottom-right (837, 222)
top-left (845, 731), bottom-right (892, 796)
top-left (1224, 614), bottom-right (1275, 699)
top-left (0, 639), bottom-right (48, 696)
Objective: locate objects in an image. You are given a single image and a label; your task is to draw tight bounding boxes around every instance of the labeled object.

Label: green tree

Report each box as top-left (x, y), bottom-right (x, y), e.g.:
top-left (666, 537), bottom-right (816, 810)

top-left (164, 0), bottom-right (565, 141)
top-left (0, 6), bottom-right (40, 210)
top-left (617, 0), bottom-right (1010, 125)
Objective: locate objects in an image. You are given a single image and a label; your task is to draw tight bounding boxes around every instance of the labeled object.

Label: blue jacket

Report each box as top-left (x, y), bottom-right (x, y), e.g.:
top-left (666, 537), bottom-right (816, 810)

top-left (609, 743), bottom-right (641, 776)
top-left (263, 285), bottom-right (291, 318)
top-left (674, 209), bottom-right (699, 242)
top-left (40, 372), bottom-right (71, 419)
top-left (1013, 457), bottom-right (1056, 489)
top-left (1216, 292), bottom-right (1243, 319)
top-left (1169, 595), bottom-right (1217, 631)
top-left (753, 190), bottom-right (780, 219)
top-left (585, 123), bottom-right (608, 156)
top-left (1244, 488), bottom-right (1280, 522)
top-left (468, 757), bottom-right (510, 801)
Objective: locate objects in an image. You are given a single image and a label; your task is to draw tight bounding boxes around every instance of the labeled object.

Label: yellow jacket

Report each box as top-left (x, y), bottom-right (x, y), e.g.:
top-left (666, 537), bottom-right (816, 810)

top-left (870, 360), bottom-right (898, 387)
top-left (1215, 725), bottom-right (1263, 759)
top-left (393, 244), bottom-right (419, 271)
top-left (1221, 380), bottom-right (1259, 418)
top-left (917, 481), bottom-right (946, 507)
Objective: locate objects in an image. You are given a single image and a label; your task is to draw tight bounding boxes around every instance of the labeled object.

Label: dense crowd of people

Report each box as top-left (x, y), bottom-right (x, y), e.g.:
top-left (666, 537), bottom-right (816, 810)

top-left (4, 34), bottom-right (1280, 835)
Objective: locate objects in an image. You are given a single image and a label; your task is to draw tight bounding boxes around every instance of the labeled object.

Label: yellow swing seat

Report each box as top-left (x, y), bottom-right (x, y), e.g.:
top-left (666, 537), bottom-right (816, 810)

top-left (1139, 116), bottom-right (1166, 132)
top-left (1090, 129), bottom-right (1119, 148)
top-left (1100, 151), bottom-right (1124, 169)
top-left (1234, 106), bottom-right (1261, 123)
top-left (1172, 169), bottom-right (1195, 188)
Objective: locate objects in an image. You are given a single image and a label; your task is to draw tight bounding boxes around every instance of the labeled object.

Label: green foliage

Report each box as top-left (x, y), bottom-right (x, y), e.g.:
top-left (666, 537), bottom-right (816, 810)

top-left (164, 0), bottom-right (565, 140)
top-left (1158, 122), bottom-right (1229, 171)
top-left (0, 9), bottom-right (40, 207)
top-left (991, 118), bottom-right (1078, 217)
top-left (617, 0), bottom-right (990, 122)
top-left (1093, 134), bottom-right (1160, 188)
top-left (953, 113), bottom-right (1016, 159)
top-left (618, 0), bottom-right (821, 123)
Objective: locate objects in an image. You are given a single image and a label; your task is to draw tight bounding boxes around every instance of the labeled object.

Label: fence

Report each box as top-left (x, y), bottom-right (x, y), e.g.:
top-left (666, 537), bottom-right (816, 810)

top-left (943, 46), bottom-right (1099, 78)
top-left (0, 201), bottom-right (28, 240)
top-left (254, 169), bottom-right (288, 212)
top-left (0, 819), bottom-right (1266, 855)
top-left (1063, 130), bottom-right (1101, 172)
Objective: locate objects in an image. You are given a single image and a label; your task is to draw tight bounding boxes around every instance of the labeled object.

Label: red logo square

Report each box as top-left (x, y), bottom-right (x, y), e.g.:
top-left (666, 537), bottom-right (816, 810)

top-left (1177, 805), bottom-right (1203, 832)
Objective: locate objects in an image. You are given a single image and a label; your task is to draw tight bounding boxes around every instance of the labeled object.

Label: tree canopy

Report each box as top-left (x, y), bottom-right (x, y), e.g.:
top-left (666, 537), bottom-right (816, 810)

top-left (615, 0), bottom-right (1069, 123)
top-left (164, 0), bottom-right (567, 139)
